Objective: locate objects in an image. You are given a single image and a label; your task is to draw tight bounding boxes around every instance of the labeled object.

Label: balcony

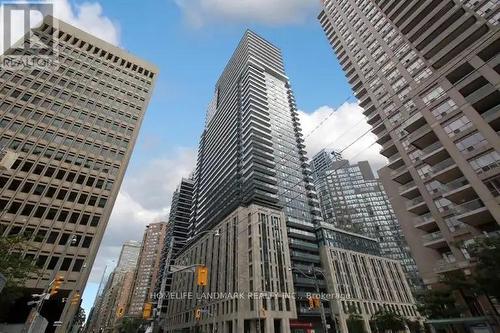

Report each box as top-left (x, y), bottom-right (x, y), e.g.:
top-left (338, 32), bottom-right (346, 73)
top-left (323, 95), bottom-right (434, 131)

top-left (442, 177), bottom-right (476, 204)
top-left (407, 196), bottom-right (429, 215)
top-left (455, 199), bottom-right (495, 227)
top-left (400, 181), bottom-right (420, 199)
top-left (372, 120), bottom-right (386, 135)
top-left (422, 231), bottom-right (448, 249)
top-left (404, 112), bottom-right (426, 133)
top-left (387, 154), bottom-right (405, 170)
top-left (367, 112), bottom-right (381, 125)
top-left (409, 125), bottom-right (438, 150)
top-left (431, 159), bottom-right (462, 183)
top-left (482, 104), bottom-right (500, 131)
top-left (414, 213), bottom-right (437, 231)
top-left (380, 140), bottom-right (398, 157)
top-left (421, 142), bottom-right (449, 166)
top-left (392, 165), bottom-right (412, 184)
top-left (376, 129), bottom-right (391, 145)
top-left (433, 259), bottom-right (471, 274)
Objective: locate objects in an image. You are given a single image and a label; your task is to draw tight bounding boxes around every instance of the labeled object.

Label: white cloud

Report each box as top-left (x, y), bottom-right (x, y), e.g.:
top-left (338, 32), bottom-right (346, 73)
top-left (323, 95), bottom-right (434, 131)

top-left (174, 0), bottom-right (319, 28)
top-left (1, 0), bottom-right (120, 53)
top-left (87, 148), bottom-right (197, 282)
top-left (299, 102), bottom-right (388, 172)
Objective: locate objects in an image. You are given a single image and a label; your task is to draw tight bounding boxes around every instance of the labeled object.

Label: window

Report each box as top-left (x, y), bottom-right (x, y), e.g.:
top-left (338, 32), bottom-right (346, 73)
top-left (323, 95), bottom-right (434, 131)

top-left (34, 206), bottom-right (47, 218)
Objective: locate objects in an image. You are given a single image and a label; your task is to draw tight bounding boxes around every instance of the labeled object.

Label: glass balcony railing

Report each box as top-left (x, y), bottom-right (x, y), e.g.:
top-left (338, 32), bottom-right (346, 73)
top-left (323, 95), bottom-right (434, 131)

top-left (400, 181), bottom-right (416, 192)
top-left (454, 199), bottom-right (485, 214)
top-left (443, 177), bottom-right (469, 192)
top-left (421, 142), bottom-right (442, 156)
top-left (432, 158), bottom-right (455, 174)
top-left (407, 196), bottom-right (425, 208)
top-left (415, 213), bottom-right (435, 224)
top-left (408, 124), bottom-right (431, 142)
top-left (422, 230), bottom-right (444, 243)
top-left (391, 164), bottom-right (407, 176)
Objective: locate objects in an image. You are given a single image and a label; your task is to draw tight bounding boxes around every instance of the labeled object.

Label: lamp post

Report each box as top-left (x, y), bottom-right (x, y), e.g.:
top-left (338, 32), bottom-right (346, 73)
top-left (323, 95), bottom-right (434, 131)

top-left (290, 265), bottom-right (330, 333)
top-left (154, 229), bottom-right (220, 331)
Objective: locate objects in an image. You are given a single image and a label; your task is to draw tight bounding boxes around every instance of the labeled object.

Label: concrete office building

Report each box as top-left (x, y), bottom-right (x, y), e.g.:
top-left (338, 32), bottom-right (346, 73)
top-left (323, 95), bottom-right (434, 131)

top-left (317, 224), bottom-right (419, 333)
top-left (311, 149), bottom-right (421, 289)
top-left (128, 222), bottom-right (168, 317)
top-left (0, 15), bottom-right (157, 328)
top-left (167, 31), bottom-right (325, 332)
top-left (155, 177), bottom-right (194, 319)
top-left (319, 0), bottom-right (499, 322)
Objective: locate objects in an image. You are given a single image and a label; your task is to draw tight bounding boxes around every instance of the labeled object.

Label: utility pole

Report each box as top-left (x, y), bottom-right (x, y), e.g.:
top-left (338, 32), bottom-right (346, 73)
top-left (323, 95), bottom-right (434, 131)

top-left (311, 265), bottom-right (329, 333)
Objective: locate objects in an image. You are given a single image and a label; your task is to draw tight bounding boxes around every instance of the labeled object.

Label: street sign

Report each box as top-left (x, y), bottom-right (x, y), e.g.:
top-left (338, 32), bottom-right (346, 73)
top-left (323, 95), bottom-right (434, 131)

top-left (53, 321), bottom-right (63, 327)
top-left (170, 265), bottom-right (195, 273)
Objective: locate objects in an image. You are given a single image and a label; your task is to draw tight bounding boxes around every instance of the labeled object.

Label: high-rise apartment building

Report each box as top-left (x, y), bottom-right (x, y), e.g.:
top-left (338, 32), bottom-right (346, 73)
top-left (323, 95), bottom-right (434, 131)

top-left (128, 222), bottom-right (168, 317)
top-left (0, 15), bottom-right (157, 328)
top-left (311, 149), bottom-right (421, 288)
top-left (319, 0), bottom-right (499, 321)
top-left (167, 30), bottom-right (326, 332)
top-left (115, 240), bottom-right (142, 273)
top-left (155, 177), bottom-right (194, 319)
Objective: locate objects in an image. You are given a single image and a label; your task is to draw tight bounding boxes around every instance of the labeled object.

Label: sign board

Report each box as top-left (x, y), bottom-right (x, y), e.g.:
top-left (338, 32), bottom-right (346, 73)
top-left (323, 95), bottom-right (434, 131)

top-left (53, 321), bottom-right (63, 327)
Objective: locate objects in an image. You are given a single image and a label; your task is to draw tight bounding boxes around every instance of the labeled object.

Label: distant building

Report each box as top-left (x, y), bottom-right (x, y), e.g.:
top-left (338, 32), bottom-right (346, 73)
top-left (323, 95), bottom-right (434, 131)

top-left (317, 224), bottom-right (419, 333)
top-left (311, 150), bottom-right (421, 289)
top-left (91, 241), bottom-right (140, 332)
top-left (128, 222), bottom-right (168, 317)
top-left (155, 178), bottom-right (194, 319)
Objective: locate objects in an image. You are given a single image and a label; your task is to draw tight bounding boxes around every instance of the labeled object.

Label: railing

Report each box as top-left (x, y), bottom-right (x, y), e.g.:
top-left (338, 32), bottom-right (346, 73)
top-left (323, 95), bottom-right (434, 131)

top-left (388, 153), bottom-right (402, 163)
top-left (400, 181), bottom-right (416, 192)
top-left (421, 142), bottom-right (442, 156)
top-left (432, 158), bottom-right (455, 174)
top-left (415, 213), bottom-right (435, 224)
top-left (433, 258), bottom-right (458, 273)
top-left (454, 198), bottom-right (485, 215)
top-left (289, 239), bottom-right (319, 249)
top-left (407, 196), bottom-right (425, 208)
top-left (422, 231), bottom-right (444, 243)
top-left (404, 112), bottom-right (423, 130)
top-left (408, 124), bottom-right (432, 142)
top-left (391, 164), bottom-right (407, 176)
top-left (443, 177), bottom-right (469, 192)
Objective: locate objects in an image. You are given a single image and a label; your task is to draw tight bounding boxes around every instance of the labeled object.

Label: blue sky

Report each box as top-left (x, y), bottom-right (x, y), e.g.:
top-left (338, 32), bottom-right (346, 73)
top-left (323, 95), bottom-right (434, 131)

top-left (43, 0), bottom-right (385, 319)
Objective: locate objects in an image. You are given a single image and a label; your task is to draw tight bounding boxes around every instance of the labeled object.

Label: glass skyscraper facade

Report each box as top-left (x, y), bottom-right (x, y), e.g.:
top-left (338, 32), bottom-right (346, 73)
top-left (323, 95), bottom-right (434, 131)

top-left (311, 149), bottom-right (421, 289)
top-left (187, 30), bottom-right (325, 328)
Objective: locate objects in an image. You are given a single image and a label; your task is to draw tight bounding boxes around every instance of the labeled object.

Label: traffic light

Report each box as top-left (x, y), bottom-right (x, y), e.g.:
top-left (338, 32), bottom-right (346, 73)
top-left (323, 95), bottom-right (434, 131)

top-left (143, 303), bottom-right (152, 319)
top-left (116, 306), bottom-right (125, 318)
top-left (194, 308), bottom-right (201, 320)
top-left (308, 296), bottom-right (314, 309)
top-left (313, 296), bottom-right (321, 309)
top-left (196, 266), bottom-right (208, 286)
top-left (50, 276), bottom-right (64, 298)
top-left (70, 292), bottom-right (81, 305)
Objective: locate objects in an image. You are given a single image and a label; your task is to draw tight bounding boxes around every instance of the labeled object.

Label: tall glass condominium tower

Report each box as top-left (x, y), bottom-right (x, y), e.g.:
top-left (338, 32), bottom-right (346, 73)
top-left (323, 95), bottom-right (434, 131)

top-left (189, 29), bottom-right (324, 317)
top-left (0, 16), bottom-right (157, 326)
top-left (318, 0), bottom-right (499, 315)
top-left (311, 149), bottom-right (421, 289)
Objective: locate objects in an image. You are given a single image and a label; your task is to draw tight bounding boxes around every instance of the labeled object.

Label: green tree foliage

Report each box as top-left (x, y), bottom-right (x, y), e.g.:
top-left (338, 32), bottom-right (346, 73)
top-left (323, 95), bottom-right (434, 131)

top-left (371, 310), bottom-right (406, 333)
top-left (120, 317), bottom-right (147, 333)
top-left (416, 288), bottom-right (462, 319)
top-left (0, 235), bottom-right (36, 289)
top-left (0, 235), bottom-right (38, 321)
top-left (467, 235), bottom-right (500, 298)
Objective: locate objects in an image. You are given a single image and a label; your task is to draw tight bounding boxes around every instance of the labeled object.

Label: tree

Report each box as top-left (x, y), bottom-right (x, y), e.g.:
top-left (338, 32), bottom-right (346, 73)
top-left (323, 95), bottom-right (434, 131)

top-left (416, 288), bottom-right (462, 319)
top-left (346, 305), bottom-right (366, 333)
top-left (371, 310), bottom-right (406, 333)
top-left (467, 235), bottom-right (500, 299)
top-left (0, 235), bottom-right (38, 321)
top-left (120, 317), bottom-right (147, 333)
top-left (0, 235), bottom-right (37, 290)
top-left (71, 307), bottom-right (86, 332)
